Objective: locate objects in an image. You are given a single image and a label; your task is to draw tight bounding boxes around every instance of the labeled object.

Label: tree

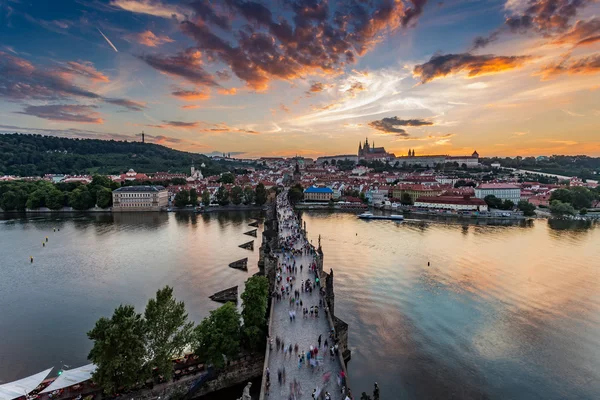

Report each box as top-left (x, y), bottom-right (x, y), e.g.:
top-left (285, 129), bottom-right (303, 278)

top-left (241, 276), bottom-right (269, 351)
top-left (570, 187), bottom-right (594, 209)
top-left (96, 187), bottom-right (113, 209)
top-left (0, 191), bottom-right (19, 211)
top-left (484, 195), bottom-right (502, 209)
top-left (46, 189), bottom-right (65, 210)
top-left (189, 188), bottom-right (198, 206)
top-left (550, 200), bottom-right (576, 216)
top-left (219, 172), bottom-right (235, 184)
top-left (174, 190), bottom-right (189, 208)
top-left (230, 186), bottom-right (243, 205)
top-left (288, 184), bottom-right (304, 204)
top-left (26, 188), bottom-right (46, 209)
top-left (580, 208), bottom-right (588, 215)
top-left (216, 186), bottom-right (230, 206)
top-left (517, 200), bottom-right (536, 216)
top-left (500, 199), bottom-right (515, 210)
top-left (202, 190), bottom-right (211, 206)
top-left (550, 188), bottom-right (573, 204)
top-left (69, 187), bottom-right (95, 210)
top-left (400, 193), bottom-right (413, 205)
top-left (171, 178), bottom-right (187, 185)
top-left (255, 183), bottom-right (267, 205)
top-left (144, 286), bottom-right (194, 380)
top-left (194, 302), bottom-right (241, 368)
top-left (359, 192), bottom-right (367, 204)
top-left (87, 305), bottom-right (148, 394)
top-left (243, 186), bottom-right (255, 205)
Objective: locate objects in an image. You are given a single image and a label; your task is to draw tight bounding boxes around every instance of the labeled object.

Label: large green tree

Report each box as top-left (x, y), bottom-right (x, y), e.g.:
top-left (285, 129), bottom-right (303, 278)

top-left (400, 193), bottom-right (413, 205)
top-left (550, 200), bottom-right (576, 216)
top-left (219, 172), bottom-right (235, 184)
top-left (216, 186), bottom-right (230, 206)
top-left (230, 186), bottom-right (243, 205)
top-left (484, 195), bottom-right (503, 209)
top-left (69, 187), bottom-right (95, 210)
top-left (243, 187), bottom-right (255, 205)
top-left (46, 189), bottom-right (66, 210)
top-left (255, 183), bottom-right (267, 206)
top-left (144, 286), bottom-right (194, 380)
top-left (240, 276), bottom-right (269, 351)
top-left (26, 188), bottom-right (47, 209)
top-left (550, 188), bottom-right (573, 204)
top-left (174, 190), bottom-right (189, 208)
top-left (87, 305), bottom-right (148, 394)
top-left (202, 190), bottom-right (211, 206)
top-left (517, 200), bottom-right (536, 216)
top-left (189, 189), bottom-right (198, 206)
top-left (96, 187), bottom-right (113, 209)
top-left (570, 187), bottom-right (594, 209)
top-left (288, 184), bottom-right (304, 204)
top-left (194, 302), bottom-right (241, 368)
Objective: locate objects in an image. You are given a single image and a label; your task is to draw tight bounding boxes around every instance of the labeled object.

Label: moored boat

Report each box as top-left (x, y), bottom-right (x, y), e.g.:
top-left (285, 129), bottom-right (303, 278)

top-left (357, 212), bottom-right (404, 221)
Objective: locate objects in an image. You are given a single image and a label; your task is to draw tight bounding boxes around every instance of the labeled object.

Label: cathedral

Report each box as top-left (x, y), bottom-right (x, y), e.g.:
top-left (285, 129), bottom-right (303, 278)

top-left (358, 138), bottom-right (393, 161)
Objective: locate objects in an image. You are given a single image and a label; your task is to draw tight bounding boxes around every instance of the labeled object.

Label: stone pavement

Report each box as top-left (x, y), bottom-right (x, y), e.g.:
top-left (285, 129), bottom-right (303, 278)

top-left (264, 194), bottom-right (345, 400)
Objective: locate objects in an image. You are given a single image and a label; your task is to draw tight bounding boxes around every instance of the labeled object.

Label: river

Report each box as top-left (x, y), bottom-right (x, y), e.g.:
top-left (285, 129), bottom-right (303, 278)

top-left (0, 212), bottom-right (599, 399)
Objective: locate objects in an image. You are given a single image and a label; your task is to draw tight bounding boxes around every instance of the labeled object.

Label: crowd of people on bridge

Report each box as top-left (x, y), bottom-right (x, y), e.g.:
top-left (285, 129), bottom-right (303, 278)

top-left (264, 192), bottom-right (352, 400)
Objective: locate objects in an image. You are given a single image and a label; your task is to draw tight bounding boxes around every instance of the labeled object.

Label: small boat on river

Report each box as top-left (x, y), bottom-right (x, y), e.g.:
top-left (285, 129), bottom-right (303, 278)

top-left (357, 212), bottom-right (404, 221)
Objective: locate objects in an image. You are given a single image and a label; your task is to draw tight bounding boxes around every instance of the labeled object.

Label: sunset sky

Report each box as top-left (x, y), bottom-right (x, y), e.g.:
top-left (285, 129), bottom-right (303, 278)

top-left (1, 0), bottom-right (599, 158)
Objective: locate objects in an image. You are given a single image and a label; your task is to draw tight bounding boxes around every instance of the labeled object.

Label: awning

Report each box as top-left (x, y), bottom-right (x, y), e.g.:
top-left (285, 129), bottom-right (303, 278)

top-left (40, 364), bottom-right (96, 393)
top-left (0, 368), bottom-right (53, 400)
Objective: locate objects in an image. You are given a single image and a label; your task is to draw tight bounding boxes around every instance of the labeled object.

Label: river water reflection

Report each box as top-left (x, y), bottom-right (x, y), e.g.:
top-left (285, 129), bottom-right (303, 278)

top-left (0, 212), bottom-right (599, 399)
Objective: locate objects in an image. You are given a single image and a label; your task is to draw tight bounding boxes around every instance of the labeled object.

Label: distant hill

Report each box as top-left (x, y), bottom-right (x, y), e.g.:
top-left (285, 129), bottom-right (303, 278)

top-left (0, 133), bottom-right (242, 176)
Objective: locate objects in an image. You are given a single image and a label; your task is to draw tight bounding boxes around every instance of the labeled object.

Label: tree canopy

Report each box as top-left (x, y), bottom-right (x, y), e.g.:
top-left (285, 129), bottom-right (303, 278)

top-left (144, 286), bottom-right (194, 380)
top-left (255, 183), bottom-right (267, 205)
top-left (194, 302), bottom-right (241, 368)
top-left (87, 305), bottom-right (148, 394)
top-left (241, 276), bottom-right (269, 351)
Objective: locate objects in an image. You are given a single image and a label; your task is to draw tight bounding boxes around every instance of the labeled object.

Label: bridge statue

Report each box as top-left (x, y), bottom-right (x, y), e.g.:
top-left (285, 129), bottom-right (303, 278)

top-left (237, 382), bottom-right (252, 400)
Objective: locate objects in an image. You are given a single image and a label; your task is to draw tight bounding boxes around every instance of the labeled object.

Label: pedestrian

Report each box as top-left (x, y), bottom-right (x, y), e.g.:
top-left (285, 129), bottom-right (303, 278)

top-left (318, 334), bottom-right (322, 348)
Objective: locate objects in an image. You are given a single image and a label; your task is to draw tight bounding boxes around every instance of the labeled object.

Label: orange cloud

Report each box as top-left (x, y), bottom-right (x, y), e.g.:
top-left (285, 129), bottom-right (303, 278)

top-left (130, 30), bottom-right (175, 47)
top-left (217, 87), bottom-right (237, 95)
top-left (147, 120), bottom-right (199, 129)
top-left (413, 53), bottom-right (533, 83)
top-left (171, 89), bottom-right (210, 101)
top-left (537, 54), bottom-right (600, 79)
top-left (16, 104), bottom-right (104, 124)
top-left (181, 105), bottom-right (201, 109)
top-left (61, 61), bottom-right (110, 82)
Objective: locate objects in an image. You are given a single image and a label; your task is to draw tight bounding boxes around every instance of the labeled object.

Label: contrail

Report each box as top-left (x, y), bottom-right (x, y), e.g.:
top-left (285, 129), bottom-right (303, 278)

top-left (97, 28), bottom-right (118, 52)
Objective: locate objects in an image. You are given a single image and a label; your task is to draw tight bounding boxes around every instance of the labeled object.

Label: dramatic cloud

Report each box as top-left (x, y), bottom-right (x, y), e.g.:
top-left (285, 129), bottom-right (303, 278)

top-left (537, 54), bottom-right (600, 79)
top-left (472, 31), bottom-right (500, 50)
top-left (170, 0), bottom-right (429, 90)
top-left (138, 48), bottom-right (219, 87)
top-left (413, 53), bottom-right (533, 83)
top-left (551, 17), bottom-right (600, 47)
top-left (171, 89), bottom-right (210, 101)
top-left (104, 98), bottom-right (146, 111)
top-left (129, 30), bottom-right (174, 47)
top-left (504, 0), bottom-right (592, 34)
top-left (344, 81), bottom-right (366, 97)
top-left (110, 0), bottom-right (186, 19)
top-left (16, 105), bottom-right (104, 123)
top-left (0, 51), bottom-right (100, 100)
top-left (368, 116), bottom-right (434, 136)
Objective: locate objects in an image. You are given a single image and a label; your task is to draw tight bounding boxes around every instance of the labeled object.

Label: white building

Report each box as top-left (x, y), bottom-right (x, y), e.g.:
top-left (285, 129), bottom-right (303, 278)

top-left (474, 183), bottom-right (521, 202)
top-left (415, 195), bottom-right (488, 212)
top-left (112, 185), bottom-right (168, 212)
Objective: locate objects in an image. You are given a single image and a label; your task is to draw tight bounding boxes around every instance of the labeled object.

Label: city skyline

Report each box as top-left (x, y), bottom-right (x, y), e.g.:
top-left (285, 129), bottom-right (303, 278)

top-left (1, 0), bottom-right (600, 158)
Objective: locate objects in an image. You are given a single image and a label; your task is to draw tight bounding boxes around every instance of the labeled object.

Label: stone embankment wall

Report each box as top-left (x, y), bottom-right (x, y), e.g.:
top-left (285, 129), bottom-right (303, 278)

top-left (117, 355), bottom-right (264, 400)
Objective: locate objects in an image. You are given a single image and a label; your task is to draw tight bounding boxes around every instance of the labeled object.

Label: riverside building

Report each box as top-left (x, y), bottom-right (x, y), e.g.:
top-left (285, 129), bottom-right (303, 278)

top-left (112, 185), bottom-right (168, 212)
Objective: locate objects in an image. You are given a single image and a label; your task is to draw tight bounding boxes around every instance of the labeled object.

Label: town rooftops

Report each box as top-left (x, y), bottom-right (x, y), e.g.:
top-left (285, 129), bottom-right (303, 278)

top-left (477, 183), bottom-right (520, 189)
top-left (113, 185), bottom-right (166, 192)
top-left (304, 186), bottom-right (333, 194)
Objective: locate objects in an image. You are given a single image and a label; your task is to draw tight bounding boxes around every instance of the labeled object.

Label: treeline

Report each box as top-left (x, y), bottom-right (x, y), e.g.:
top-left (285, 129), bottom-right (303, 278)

top-left (482, 155), bottom-right (600, 181)
top-left (0, 176), bottom-right (118, 211)
top-left (173, 183), bottom-right (268, 208)
top-left (88, 277), bottom-right (269, 395)
top-left (0, 133), bottom-right (256, 176)
top-left (548, 186), bottom-right (600, 216)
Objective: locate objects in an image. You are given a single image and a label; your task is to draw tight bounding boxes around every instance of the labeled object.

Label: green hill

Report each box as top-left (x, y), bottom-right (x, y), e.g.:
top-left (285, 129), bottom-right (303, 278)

top-left (0, 133), bottom-right (237, 176)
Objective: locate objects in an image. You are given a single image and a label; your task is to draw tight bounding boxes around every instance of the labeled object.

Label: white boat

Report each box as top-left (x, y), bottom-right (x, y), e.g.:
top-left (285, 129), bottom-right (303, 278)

top-left (358, 212), bottom-right (404, 221)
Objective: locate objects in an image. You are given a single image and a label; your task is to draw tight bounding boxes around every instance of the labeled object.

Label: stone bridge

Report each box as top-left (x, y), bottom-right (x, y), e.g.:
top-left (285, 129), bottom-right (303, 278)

top-left (258, 191), bottom-right (351, 400)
